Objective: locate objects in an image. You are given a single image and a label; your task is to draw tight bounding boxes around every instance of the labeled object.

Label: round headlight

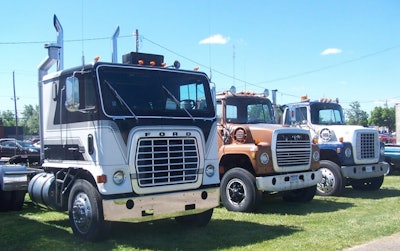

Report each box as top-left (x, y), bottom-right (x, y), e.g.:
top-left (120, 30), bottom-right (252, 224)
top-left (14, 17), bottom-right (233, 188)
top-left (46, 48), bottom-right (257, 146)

top-left (312, 151), bottom-right (320, 161)
top-left (205, 165), bottom-right (215, 177)
top-left (260, 152), bottom-right (269, 164)
top-left (113, 170), bottom-right (125, 185)
top-left (345, 147), bottom-right (352, 158)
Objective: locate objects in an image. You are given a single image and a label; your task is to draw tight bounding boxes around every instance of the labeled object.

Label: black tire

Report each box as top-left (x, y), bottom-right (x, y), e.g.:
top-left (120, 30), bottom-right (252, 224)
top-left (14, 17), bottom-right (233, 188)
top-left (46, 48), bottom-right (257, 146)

top-left (316, 160), bottom-right (344, 196)
top-left (175, 209), bottom-right (213, 227)
top-left (10, 190), bottom-right (26, 211)
top-left (283, 185), bottom-right (316, 202)
top-left (68, 179), bottom-right (108, 241)
top-left (0, 189), bottom-right (12, 212)
top-left (220, 168), bottom-right (260, 212)
top-left (351, 176), bottom-right (384, 191)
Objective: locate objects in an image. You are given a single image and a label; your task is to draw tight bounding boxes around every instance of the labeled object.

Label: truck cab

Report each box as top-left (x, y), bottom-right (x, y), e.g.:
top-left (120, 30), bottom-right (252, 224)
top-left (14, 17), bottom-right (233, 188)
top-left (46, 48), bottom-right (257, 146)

top-left (216, 87), bottom-right (321, 212)
top-left (282, 97), bottom-right (389, 196)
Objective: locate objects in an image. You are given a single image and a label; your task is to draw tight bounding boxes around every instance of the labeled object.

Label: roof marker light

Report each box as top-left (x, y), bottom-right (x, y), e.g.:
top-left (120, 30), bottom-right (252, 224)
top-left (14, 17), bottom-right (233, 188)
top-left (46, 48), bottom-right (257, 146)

top-left (229, 86), bottom-right (236, 94)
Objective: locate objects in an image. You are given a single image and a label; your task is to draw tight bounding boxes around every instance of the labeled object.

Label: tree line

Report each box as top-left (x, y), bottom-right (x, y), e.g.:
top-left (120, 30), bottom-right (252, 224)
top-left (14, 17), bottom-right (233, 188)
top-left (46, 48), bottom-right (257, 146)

top-left (0, 101), bottom-right (396, 138)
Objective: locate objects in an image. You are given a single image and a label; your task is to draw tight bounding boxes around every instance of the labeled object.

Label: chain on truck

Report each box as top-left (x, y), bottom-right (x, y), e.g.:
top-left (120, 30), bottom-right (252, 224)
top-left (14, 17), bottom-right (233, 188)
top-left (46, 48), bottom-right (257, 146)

top-left (282, 96), bottom-right (389, 196)
top-left (0, 15), bottom-right (220, 241)
top-left (216, 86), bottom-right (321, 212)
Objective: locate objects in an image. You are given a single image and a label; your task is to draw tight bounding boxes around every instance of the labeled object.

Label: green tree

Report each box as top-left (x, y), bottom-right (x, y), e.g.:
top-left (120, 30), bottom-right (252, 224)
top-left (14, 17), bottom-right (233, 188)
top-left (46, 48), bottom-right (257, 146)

top-left (0, 110), bottom-right (16, 126)
top-left (369, 106), bottom-right (395, 132)
top-left (20, 104), bottom-right (39, 135)
top-left (345, 101), bottom-right (369, 127)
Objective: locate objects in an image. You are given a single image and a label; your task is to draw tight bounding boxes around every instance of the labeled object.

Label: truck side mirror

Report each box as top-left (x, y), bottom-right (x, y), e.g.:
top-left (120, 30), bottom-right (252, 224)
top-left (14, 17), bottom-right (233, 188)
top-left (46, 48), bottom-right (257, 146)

top-left (65, 76), bottom-right (80, 112)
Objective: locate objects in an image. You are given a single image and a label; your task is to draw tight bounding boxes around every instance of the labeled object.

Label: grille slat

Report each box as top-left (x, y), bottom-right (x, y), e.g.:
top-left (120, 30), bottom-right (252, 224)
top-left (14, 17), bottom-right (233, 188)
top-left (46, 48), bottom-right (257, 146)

top-left (136, 137), bottom-right (199, 187)
top-left (276, 133), bottom-right (311, 167)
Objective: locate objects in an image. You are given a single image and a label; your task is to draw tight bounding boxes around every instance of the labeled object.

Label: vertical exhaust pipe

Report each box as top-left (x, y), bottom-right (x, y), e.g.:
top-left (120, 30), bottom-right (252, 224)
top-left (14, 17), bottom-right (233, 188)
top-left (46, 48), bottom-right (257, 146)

top-left (53, 15), bottom-right (64, 70)
top-left (111, 26), bottom-right (120, 63)
top-left (37, 15), bottom-right (63, 162)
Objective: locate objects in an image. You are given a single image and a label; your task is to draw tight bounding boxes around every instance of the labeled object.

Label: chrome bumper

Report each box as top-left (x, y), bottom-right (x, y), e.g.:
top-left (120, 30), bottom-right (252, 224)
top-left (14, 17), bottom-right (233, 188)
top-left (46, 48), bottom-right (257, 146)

top-left (341, 161), bottom-right (390, 179)
top-left (102, 187), bottom-right (219, 222)
top-left (256, 170), bottom-right (322, 192)
top-left (0, 165), bottom-right (28, 191)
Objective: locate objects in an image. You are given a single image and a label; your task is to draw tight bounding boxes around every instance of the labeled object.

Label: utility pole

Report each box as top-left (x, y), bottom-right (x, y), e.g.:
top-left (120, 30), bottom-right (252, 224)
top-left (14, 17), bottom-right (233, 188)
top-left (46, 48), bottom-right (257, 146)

top-left (135, 29), bottom-right (139, 52)
top-left (12, 71), bottom-right (18, 140)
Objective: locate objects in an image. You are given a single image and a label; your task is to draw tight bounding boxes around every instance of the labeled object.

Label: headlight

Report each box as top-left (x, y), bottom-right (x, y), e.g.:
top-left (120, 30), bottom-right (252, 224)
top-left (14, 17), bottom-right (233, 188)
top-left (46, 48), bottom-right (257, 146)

top-left (113, 170), bottom-right (125, 185)
top-left (260, 152), bottom-right (269, 164)
top-left (312, 151), bottom-right (320, 161)
top-left (345, 147), bottom-right (352, 158)
top-left (205, 165), bottom-right (215, 177)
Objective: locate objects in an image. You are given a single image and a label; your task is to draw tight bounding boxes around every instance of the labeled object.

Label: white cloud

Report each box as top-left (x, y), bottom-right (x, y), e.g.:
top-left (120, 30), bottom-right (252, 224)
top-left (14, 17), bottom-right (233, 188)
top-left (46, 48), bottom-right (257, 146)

top-left (199, 34), bottom-right (230, 45)
top-left (321, 48), bottom-right (343, 56)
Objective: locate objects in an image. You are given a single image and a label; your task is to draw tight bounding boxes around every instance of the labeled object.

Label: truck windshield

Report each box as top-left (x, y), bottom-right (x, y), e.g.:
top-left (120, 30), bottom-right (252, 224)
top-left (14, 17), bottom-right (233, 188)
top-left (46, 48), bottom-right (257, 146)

top-left (310, 103), bottom-right (345, 125)
top-left (97, 65), bottom-right (214, 118)
top-left (224, 97), bottom-right (275, 124)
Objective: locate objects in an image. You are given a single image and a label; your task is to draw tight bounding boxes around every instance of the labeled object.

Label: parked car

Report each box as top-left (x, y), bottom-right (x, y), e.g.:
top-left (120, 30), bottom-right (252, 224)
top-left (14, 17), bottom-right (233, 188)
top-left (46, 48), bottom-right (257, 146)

top-left (379, 133), bottom-right (396, 144)
top-left (0, 140), bottom-right (40, 165)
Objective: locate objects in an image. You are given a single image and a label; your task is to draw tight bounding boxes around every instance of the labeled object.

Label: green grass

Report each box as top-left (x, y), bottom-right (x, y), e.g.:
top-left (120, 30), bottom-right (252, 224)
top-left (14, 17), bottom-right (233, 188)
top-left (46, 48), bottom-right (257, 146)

top-left (1, 175), bottom-right (400, 251)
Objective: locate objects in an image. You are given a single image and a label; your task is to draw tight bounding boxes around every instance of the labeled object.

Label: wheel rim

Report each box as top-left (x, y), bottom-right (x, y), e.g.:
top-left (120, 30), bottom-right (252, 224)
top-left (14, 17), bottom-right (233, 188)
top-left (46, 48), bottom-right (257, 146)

top-left (317, 168), bottom-right (336, 194)
top-left (71, 192), bottom-right (93, 234)
top-left (226, 178), bottom-right (247, 206)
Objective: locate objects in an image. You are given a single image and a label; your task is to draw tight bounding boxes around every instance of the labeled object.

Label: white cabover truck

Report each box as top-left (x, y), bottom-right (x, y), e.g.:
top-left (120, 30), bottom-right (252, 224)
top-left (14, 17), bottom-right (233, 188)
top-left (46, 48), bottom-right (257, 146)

top-left (282, 97), bottom-right (389, 196)
top-left (22, 15), bottom-right (220, 241)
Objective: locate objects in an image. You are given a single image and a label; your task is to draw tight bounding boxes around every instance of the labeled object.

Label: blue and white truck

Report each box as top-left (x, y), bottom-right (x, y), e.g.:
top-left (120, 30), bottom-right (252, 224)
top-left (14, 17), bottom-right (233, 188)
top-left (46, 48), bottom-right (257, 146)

top-left (282, 97), bottom-right (389, 196)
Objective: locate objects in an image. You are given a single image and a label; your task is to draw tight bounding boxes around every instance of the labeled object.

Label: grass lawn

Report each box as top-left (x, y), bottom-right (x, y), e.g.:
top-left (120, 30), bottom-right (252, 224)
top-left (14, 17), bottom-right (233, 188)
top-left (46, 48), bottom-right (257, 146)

top-left (1, 174), bottom-right (400, 251)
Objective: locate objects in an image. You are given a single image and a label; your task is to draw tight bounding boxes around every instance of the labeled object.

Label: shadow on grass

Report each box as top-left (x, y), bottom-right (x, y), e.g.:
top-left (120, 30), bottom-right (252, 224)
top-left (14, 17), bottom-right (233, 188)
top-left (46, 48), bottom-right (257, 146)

top-left (339, 186), bottom-right (400, 199)
top-left (1, 200), bottom-right (300, 250)
top-left (105, 219), bottom-right (300, 250)
top-left (254, 196), bottom-right (354, 215)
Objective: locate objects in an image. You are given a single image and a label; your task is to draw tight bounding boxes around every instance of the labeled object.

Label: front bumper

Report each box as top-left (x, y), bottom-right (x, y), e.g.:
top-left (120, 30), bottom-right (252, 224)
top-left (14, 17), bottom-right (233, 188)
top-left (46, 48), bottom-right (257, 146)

top-left (341, 161), bottom-right (390, 179)
top-left (102, 187), bottom-right (219, 222)
top-left (256, 170), bottom-right (322, 192)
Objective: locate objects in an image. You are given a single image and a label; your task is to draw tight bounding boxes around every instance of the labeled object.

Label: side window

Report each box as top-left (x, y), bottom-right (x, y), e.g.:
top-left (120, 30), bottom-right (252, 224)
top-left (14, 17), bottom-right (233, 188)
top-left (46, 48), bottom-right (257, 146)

top-left (216, 103), bottom-right (222, 123)
top-left (226, 105), bottom-right (237, 122)
top-left (297, 107), bottom-right (307, 122)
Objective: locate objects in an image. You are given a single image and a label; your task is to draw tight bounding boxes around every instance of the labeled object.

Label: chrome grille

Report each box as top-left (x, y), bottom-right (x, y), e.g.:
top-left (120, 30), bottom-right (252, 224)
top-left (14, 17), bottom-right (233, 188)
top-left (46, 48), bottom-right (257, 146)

top-left (136, 137), bottom-right (199, 187)
top-left (357, 133), bottom-right (376, 159)
top-left (276, 133), bottom-right (311, 167)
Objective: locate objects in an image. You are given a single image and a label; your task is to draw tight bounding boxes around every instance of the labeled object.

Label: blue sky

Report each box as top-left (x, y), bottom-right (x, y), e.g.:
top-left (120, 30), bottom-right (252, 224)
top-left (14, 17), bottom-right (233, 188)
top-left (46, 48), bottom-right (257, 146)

top-left (1, 0), bottom-right (399, 117)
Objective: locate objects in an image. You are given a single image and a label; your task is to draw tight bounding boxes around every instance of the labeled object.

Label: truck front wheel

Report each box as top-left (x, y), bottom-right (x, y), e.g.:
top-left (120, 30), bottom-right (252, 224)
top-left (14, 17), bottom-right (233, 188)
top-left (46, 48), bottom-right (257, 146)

top-left (316, 160), bottom-right (344, 196)
top-left (68, 179), bottom-right (108, 241)
top-left (220, 168), bottom-right (260, 212)
top-left (351, 176), bottom-right (384, 191)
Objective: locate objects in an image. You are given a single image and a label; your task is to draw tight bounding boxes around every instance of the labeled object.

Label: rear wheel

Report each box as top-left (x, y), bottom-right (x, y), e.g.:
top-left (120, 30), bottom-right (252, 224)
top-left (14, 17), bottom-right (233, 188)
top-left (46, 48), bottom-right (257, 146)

top-left (351, 176), bottom-right (384, 191)
top-left (175, 209), bottom-right (213, 227)
top-left (69, 179), bottom-right (108, 241)
top-left (316, 160), bottom-right (344, 196)
top-left (220, 168), bottom-right (260, 212)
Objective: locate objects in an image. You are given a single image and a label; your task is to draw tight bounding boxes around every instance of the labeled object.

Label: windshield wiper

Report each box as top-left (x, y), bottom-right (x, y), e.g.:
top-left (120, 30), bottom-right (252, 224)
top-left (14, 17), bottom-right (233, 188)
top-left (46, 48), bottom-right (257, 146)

top-left (162, 85), bottom-right (195, 121)
top-left (104, 80), bottom-right (138, 121)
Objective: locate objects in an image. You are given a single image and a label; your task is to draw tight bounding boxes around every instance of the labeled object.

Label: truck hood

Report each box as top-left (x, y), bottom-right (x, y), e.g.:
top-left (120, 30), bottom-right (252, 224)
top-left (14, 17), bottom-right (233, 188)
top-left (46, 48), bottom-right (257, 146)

top-left (227, 123), bottom-right (310, 144)
top-left (309, 124), bottom-right (376, 143)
